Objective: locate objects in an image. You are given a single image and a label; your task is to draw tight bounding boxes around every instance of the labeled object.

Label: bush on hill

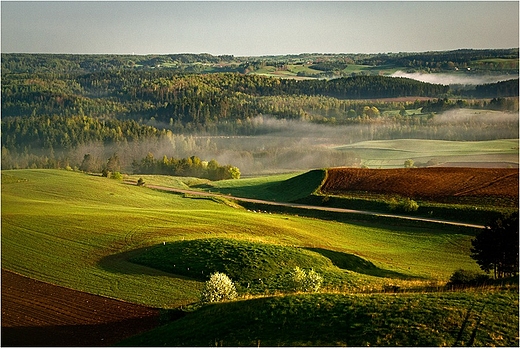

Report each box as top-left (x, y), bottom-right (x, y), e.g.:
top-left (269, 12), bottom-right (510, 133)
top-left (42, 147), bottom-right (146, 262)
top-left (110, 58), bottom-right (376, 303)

top-left (290, 267), bottom-right (323, 292)
top-left (200, 272), bottom-right (238, 304)
top-left (446, 269), bottom-right (491, 288)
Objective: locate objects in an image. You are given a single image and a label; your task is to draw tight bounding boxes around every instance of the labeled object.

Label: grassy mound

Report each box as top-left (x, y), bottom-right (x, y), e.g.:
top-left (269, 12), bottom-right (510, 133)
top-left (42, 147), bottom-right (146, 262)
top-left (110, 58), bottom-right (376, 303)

top-left (118, 289), bottom-right (519, 347)
top-left (130, 238), bottom-right (350, 293)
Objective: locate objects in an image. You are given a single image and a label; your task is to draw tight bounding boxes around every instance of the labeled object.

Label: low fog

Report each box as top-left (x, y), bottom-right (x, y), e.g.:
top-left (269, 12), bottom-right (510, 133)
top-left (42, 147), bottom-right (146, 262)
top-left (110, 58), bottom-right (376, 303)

top-left (66, 110), bottom-right (518, 175)
top-left (391, 71), bottom-right (518, 85)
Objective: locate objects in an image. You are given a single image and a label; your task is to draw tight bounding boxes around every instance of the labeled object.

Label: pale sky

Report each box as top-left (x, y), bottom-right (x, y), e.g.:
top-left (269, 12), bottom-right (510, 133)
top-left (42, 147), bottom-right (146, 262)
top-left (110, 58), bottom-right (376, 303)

top-left (1, 1), bottom-right (518, 56)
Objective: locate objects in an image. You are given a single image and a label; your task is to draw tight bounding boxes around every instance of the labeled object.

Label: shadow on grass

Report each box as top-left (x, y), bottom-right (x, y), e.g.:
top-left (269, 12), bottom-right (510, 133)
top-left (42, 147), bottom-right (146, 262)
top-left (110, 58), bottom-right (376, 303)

top-left (97, 246), bottom-right (196, 281)
top-left (305, 247), bottom-right (420, 280)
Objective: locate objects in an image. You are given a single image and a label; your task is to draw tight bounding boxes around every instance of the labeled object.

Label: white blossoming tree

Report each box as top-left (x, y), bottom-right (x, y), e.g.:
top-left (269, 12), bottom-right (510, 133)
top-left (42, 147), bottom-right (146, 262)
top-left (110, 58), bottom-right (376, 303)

top-left (200, 272), bottom-right (238, 303)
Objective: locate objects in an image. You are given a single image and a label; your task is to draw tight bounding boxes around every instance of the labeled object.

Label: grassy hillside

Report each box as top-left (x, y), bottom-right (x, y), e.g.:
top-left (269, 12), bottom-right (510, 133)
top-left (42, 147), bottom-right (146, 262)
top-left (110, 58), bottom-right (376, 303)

top-left (2, 169), bottom-right (482, 308)
top-left (201, 169), bottom-right (325, 202)
top-left (128, 169), bottom-right (326, 202)
top-left (119, 290), bottom-right (519, 347)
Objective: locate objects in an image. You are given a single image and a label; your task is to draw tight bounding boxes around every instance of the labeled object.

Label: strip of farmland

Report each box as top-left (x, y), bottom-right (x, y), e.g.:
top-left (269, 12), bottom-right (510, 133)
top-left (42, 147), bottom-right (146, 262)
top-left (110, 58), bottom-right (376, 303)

top-left (320, 167), bottom-right (518, 203)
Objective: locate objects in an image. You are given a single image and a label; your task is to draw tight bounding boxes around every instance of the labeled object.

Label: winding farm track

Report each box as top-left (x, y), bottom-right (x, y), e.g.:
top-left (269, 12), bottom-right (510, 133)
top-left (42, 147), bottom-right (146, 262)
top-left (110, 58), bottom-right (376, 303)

top-left (1, 269), bottom-right (160, 347)
top-left (140, 183), bottom-right (487, 229)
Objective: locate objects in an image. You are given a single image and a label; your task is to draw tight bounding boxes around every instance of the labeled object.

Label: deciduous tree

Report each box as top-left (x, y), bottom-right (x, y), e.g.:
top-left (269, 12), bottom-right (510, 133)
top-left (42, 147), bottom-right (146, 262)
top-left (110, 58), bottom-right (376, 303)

top-left (470, 212), bottom-right (519, 279)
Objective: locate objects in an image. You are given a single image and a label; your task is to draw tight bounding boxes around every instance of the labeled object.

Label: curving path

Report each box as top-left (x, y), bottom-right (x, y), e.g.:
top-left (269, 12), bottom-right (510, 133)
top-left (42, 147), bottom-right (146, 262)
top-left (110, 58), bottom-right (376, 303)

top-left (135, 182), bottom-right (486, 230)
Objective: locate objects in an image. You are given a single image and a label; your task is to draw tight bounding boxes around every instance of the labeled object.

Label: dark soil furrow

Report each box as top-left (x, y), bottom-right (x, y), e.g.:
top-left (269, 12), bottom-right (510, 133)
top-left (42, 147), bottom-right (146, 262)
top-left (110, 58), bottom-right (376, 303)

top-left (1, 269), bottom-right (161, 346)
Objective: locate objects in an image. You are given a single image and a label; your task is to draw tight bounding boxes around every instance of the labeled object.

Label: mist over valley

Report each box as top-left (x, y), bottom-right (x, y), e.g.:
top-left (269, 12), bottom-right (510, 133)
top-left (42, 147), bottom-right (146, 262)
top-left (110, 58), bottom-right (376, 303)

top-left (1, 50), bottom-right (518, 175)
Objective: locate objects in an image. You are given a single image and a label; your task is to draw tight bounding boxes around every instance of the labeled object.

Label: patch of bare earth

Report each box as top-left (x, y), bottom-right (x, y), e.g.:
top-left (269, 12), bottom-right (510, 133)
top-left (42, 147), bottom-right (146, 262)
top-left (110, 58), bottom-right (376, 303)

top-left (1, 269), bottom-right (161, 347)
top-left (321, 167), bottom-right (519, 204)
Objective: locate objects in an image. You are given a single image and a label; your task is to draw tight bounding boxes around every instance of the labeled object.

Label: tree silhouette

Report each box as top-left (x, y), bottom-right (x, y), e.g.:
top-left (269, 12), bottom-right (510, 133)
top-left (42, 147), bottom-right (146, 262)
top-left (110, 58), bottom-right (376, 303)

top-left (470, 212), bottom-right (519, 279)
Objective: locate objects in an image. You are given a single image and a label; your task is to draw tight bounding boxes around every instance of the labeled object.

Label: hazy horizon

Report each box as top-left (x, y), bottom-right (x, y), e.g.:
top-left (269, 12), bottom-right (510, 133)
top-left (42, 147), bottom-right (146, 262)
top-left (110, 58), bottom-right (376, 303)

top-left (2, 1), bottom-right (518, 56)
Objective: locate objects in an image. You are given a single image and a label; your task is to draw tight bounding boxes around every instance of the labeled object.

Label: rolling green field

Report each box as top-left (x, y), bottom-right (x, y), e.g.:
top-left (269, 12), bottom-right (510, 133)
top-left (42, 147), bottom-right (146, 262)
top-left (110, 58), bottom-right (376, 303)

top-left (2, 169), bottom-right (483, 309)
top-left (3, 169), bottom-right (518, 346)
top-left (336, 139), bottom-right (519, 168)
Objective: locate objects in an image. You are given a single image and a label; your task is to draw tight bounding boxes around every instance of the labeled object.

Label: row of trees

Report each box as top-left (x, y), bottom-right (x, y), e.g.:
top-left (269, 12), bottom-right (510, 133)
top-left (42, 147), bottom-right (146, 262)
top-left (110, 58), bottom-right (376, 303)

top-left (131, 153), bottom-right (240, 180)
top-left (1, 115), bottom-right (167, 152)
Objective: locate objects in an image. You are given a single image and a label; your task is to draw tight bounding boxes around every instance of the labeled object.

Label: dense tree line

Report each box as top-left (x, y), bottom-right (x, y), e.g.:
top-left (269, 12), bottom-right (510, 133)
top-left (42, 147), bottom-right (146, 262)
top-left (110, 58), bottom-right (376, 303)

top-left (131, 153), bottom-right (240, 180)
top-left (359, 49), bottom-right (519, 72)
top-left (421, 96), bottom-right (518, 113)
top-left (1, 115), bottom-right (167, 152)
top-left (1, 70), bottom-right (458, 132)
top-left (464, 79), bottom-right (519, 98)
top-left (0, 53), bottom-right (234, 74)
top-left (309, 61), bottom-right (349, 72)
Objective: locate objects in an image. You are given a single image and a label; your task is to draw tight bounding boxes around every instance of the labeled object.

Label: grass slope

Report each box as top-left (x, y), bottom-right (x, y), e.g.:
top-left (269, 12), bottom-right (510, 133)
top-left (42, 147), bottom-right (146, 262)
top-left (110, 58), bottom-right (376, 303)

top-left (118, 290), bottom-right (519, 347)
top-left (203, 169), bottom-right (326, 201)
top-left (128, 169), bottom-right (326, 202)
top-left (2, 169), bottom-right (480, 308)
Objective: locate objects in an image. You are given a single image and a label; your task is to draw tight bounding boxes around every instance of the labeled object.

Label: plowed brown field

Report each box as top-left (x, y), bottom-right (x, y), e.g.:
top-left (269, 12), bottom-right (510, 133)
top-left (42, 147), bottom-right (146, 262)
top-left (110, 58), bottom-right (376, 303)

top-left (1, 269), bottom-right (161, 346)
top-left (321, 167), bottom-right (519, 204)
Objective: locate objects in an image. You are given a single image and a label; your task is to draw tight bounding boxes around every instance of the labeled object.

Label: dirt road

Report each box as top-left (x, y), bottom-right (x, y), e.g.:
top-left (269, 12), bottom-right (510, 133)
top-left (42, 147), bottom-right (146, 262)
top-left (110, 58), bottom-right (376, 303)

top-left (138, 183), bottom-right (486, 229)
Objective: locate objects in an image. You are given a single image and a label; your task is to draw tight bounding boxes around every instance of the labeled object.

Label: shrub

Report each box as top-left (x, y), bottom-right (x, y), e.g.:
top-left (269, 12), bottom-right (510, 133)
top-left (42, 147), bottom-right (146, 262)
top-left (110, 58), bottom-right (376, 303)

top-left (388, 197), bottom-right (419, 213)
top-left (289, 266), bottom-right (323, 292)
top-left (404, 159), bottom-right (415, 168)
top-left (111, 171), bottom-right (123, 180)
top-left (402, 198), bottom-right (419, 212)
top-left (305, 269), bottom-right (324, 292)
top-left (200, 272), bottom-right (238, 303)
top-left (137, 177), bottom-right (145, 186)
top-left (446, 269), bottom-right (490, 288)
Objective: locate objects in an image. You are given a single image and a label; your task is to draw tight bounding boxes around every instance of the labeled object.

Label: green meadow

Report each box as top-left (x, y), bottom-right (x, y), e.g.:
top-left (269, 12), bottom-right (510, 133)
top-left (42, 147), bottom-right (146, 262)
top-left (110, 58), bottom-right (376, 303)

top-left (2, 169), bottom-right (517, 346)
top-left (336, 139), bottom-right (519, 168)
top-left (3, 169), bottom-right (480, 305)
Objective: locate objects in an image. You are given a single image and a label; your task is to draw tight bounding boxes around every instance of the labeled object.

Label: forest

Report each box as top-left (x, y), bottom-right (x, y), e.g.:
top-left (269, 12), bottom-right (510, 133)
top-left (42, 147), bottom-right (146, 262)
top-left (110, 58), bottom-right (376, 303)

top-left (1, 51), bottom-right (518, 173)
top-left (2, 49), bottom-right (518, 74)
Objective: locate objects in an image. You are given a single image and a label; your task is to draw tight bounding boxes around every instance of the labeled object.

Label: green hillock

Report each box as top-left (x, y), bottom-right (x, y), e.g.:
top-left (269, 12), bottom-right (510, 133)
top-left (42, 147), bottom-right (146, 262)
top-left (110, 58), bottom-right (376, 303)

top-left (130, 238), bottom-right (345, 293)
